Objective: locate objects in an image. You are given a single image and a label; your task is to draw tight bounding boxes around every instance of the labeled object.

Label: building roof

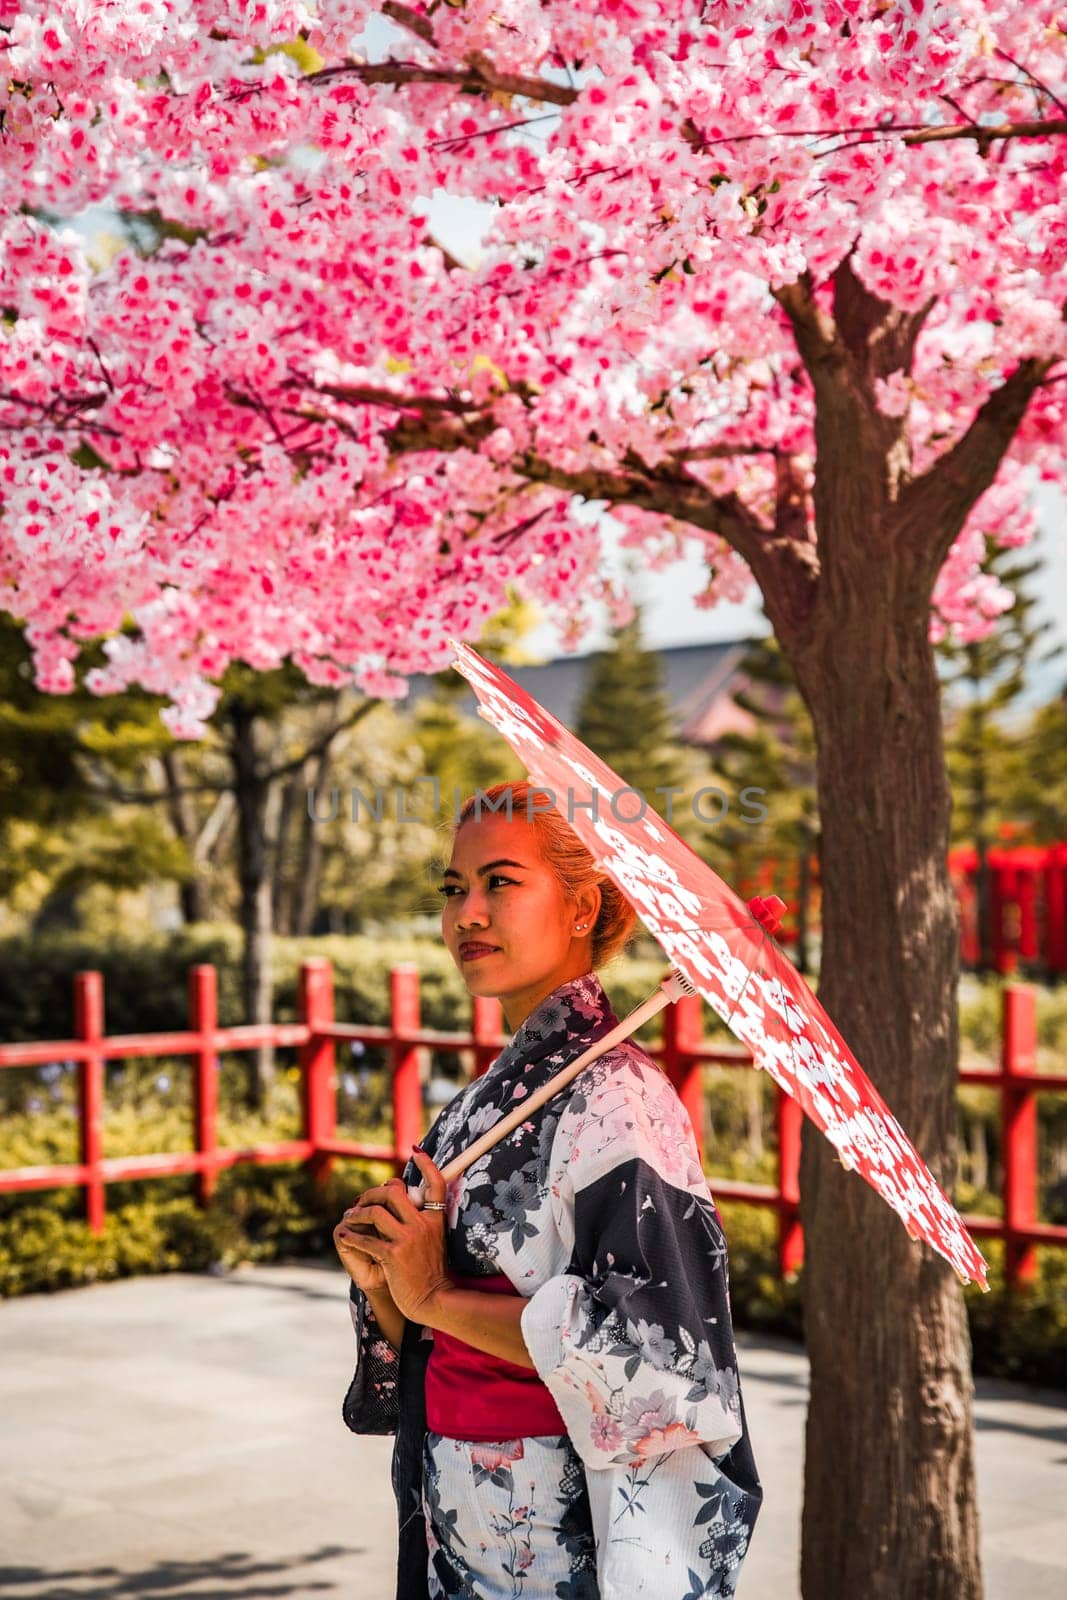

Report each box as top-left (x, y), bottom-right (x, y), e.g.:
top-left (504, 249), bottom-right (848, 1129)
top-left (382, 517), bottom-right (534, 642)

top-left (400, 637), bottom-right (763, 747)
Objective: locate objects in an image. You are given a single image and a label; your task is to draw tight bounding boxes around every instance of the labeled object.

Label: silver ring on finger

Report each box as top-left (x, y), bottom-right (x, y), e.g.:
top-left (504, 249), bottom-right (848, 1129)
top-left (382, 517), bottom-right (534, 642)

top-left (421, 1200), bottom-right (446, 1212)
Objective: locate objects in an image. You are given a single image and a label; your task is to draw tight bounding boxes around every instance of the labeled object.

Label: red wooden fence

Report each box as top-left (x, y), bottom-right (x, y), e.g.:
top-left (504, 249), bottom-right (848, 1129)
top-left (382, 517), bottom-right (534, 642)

top-left (1, 960), bottom-right (1064, 1290)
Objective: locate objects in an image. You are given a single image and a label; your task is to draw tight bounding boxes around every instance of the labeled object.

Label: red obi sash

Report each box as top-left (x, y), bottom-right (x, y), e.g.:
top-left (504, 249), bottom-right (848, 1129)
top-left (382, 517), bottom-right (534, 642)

top-left (424, 1271), bottom-right (568, 1442)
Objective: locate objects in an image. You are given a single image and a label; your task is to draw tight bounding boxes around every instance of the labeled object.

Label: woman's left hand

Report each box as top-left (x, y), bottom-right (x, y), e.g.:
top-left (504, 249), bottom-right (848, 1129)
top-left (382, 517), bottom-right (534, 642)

top-left (346, 1148), bottom-right (455, 1324)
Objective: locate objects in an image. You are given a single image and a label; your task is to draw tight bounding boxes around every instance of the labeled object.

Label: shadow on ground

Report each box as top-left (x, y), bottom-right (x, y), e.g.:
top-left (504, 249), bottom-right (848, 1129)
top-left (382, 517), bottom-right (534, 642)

top-left (0, 1544), bottom-right (364, 1598)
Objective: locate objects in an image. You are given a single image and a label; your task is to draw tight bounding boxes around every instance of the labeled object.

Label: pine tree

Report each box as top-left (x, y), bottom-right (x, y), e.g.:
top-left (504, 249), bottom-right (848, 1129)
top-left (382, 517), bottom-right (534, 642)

top-left (0, 615), bottom-right (192, 931)
top-left (573, 602), bottom-right (694, 838)
top-left (701, 627), bottom-right (820, 973)
top-left (998, 690), bottom-right (1067, 845)
top-left (938, 544), bottom-right (1064, 971)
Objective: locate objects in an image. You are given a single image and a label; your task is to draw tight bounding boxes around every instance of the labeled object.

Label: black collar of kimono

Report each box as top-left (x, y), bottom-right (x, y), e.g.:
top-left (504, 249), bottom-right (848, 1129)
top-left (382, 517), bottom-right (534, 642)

top-left (496, 969), bottom-right (620, 1073)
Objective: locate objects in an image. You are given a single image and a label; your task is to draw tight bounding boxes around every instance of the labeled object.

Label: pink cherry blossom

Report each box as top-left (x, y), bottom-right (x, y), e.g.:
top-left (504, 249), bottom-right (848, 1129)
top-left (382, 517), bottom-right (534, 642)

top-left (0, 2), bottom-right (1062, 733)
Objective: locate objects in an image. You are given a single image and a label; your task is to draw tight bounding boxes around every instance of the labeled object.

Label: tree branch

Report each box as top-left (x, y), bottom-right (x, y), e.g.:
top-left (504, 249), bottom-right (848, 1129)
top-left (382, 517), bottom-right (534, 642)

top-left (306, 55), bottom-right (578, 108)
top-left (193, 789), bottom-right (235, 865)
top-left (832, 254), bottom-right (935, 385)
top-left (381, 0), bottom-right (434, 45)
top-left (78, 694), bottom-right (379, 801)
top-left (694, 117), bottom-right (1067, 153)
top-left (421, 232), bottom-right (466, 272)
top-left (307, 40), bottom-right (1067, 152)
top-left (895, 354), bottom-right (1058, 582)
top-left (771, 274), bottom-right (847, 380)
top-left (674, 442), bottom-right (781, 462)
top-left (901, 116), bottom-right (1067, 149)
top-left (383, 398), bottom-right (819, 648)
top-left (260, 697), bottom-right (379, 785)
top-left (992, 47), bottom-right (1067, 118)
top-left (79, 757), bottom-right (231, 804)
top-left (284, 377), bottom-right (477, 414)
top-left (774, 453), bottom-right (809, 542)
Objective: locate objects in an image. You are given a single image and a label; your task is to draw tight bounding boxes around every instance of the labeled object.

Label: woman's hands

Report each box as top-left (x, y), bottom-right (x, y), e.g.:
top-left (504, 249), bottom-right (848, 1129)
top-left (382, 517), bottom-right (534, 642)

top-left (333, 1205), bottom-right (390, 1296)
top-left (334, 1148), bottom-right (455, 1323)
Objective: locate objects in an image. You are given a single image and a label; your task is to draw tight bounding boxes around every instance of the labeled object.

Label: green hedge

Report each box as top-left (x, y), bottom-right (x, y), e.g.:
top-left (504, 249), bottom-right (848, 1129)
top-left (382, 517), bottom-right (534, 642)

top-left (0, 924), bottom-right (684, 1042)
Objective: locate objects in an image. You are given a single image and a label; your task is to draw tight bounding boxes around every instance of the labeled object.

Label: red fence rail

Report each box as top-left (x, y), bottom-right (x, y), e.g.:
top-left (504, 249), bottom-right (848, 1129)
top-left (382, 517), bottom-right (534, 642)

top-left (1, 960), bottom-right (1064, 1290)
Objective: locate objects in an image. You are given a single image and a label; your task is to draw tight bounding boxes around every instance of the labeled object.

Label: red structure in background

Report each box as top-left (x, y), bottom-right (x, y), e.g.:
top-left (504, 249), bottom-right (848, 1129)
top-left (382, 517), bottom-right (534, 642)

top-left (741, 852), bottom-right (815, 954)
top-left (742, 838), bottom-right (1067, 978)
top-left (1, 961), bottom-right (1064, 1291)
top-left (950, 839), bottom-right (1067, 977)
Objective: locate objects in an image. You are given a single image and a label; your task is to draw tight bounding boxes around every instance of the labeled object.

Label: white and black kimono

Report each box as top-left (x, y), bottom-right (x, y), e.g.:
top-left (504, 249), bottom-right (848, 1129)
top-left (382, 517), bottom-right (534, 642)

top-left (342, 972), bottom-right (762, 1599)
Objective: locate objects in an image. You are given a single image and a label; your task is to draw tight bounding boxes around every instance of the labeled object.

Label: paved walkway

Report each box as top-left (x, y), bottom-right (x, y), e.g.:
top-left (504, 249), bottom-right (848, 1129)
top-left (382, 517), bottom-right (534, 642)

top-left (1, 1264), bottom-right (1064, 1598)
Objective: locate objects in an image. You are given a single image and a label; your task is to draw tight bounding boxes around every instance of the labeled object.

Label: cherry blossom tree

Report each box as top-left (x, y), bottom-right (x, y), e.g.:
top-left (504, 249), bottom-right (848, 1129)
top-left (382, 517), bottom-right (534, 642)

top-left (2, 3), bottom-right (1066, 1593)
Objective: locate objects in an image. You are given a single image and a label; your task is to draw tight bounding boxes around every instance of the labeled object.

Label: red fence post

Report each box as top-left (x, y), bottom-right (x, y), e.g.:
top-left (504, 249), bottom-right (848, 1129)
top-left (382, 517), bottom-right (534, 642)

top-left (777, 1086), bottom-right (804, 1278)
top-left (1002, 983), bottom-right (1039, 1288)
top-left (299, 958), bottom-right (336, 1191)
top-left (74, 971), bottom-right (105, 1236)
top-left (472, 994), bottom-right (504, 1078)
top-left (190, 965), bottom-right (218, 1208)
top-left (663, 993), bottom-right (705, 1166)
top-left (391, 965), bottom-right (422, 1177)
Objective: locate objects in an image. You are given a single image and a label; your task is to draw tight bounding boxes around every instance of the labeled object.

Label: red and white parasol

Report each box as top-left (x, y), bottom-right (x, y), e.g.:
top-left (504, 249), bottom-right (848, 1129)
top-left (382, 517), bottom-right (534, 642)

top-left (447, 637), bottom-right (990, 1292)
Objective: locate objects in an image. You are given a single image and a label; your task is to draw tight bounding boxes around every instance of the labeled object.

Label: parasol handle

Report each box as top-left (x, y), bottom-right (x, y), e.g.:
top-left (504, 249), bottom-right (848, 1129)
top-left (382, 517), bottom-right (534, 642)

top-left (406, 969), bottom-right (697, 1208)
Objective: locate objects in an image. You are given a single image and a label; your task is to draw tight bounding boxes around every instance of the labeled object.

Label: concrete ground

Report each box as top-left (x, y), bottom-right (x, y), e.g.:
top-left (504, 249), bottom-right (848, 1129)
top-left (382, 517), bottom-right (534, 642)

top-left (1, 1263), bottom-right (1064, 1599)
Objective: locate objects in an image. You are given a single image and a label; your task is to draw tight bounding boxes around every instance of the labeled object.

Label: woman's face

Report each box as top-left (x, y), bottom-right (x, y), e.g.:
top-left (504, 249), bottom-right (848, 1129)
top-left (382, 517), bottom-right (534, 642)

top-left (439, 812), bottom-right (599, 1033)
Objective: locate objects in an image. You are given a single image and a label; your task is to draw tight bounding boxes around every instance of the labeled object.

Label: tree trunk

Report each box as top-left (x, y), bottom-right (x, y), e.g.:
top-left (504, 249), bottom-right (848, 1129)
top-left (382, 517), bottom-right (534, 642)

top-left (230, 702), bottom-right (277, 1113)
top-left (794, 609), bottom-right (980, 1600)
top-left (160, 749), bottom-right (210, 923)
top-left (293, 742), bottom-right (333, 937)
top-left (271, 765), bottom-right (306, 936)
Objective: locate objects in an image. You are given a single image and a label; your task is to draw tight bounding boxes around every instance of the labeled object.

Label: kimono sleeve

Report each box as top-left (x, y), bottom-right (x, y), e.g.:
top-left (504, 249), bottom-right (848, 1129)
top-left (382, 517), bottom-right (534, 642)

top-left (519, 1049), bottom-right (745, 1473)
top-left (341, 1279), bottom-right (400, 1435)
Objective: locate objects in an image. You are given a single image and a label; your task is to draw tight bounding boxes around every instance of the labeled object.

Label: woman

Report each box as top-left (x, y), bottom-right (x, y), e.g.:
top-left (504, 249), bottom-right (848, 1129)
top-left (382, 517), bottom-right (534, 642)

top-left (336, 783), bottom-right (762, 1600)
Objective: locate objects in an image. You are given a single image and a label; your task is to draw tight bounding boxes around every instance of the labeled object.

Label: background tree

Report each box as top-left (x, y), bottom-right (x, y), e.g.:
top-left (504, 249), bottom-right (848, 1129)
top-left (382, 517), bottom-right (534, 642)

top-left (573, 600), bottom-right (704, 855)
top-left (74, 655), bottom-right (382, 1110)
top-left (0, 616), bottom-right (196, 936)
top-left (998, 690), bottom-right (1067, 846)
top-left (3, 8), bottom-right (1066, 1594)
top-left (706, 627), bottom-right (820, 974)
top-left (938, 543), bottom-right (1065, 970)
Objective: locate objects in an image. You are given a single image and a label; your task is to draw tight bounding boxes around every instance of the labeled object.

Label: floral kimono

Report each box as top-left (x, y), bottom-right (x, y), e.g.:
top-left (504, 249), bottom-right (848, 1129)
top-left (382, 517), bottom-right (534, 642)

top-left (342, 972), bottom-right (762, 1600)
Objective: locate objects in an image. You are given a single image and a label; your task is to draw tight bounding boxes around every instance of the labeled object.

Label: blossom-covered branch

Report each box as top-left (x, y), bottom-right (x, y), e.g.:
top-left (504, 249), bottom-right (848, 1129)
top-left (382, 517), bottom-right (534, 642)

top-left (0, 0), bottom-right (1063, 732)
